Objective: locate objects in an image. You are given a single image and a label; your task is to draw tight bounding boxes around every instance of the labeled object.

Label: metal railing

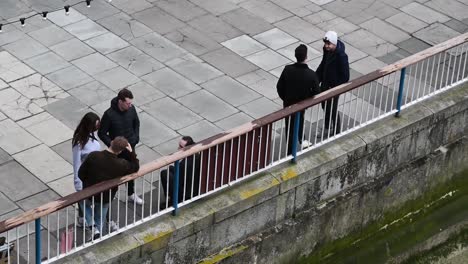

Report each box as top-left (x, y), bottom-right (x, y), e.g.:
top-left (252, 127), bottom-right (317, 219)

top-left (0, 32), bottom-right (467, 263)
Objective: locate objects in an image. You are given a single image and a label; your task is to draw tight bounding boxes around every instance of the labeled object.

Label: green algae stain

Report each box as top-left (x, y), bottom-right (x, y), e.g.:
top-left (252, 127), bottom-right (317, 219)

top-left (298, 170), bottom-right (468, 264)
top-left (198, 245), bottom-right (248, 264)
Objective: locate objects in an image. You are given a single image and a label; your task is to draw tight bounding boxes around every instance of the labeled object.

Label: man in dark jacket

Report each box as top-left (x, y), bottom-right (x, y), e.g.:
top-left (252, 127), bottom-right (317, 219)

top-left (277, 44), bottom-right (320, 155)
top-left (316, 31), bottom-right (350, 137)
top-left (79, 136), bottom-right (139, 237)
top-left (160, 136), bottom-right (201, 209)
top-left (98, 88), bottom-right (143, 205)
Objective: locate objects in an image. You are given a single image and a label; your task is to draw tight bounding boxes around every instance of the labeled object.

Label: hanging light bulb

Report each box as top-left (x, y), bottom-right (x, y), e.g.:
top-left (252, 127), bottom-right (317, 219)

top-left (86, 0), bottom-right (91, 7)
top-left (0, 24), bottom-right (3, 33)
top-left (64, 5), bottom-right (70, 15)
top-left (108, 0), bottom-right (112, 2)
top-left (20, 18), bottom-right (25, 27)
top-left (42, 11), bottom-right (48, 20)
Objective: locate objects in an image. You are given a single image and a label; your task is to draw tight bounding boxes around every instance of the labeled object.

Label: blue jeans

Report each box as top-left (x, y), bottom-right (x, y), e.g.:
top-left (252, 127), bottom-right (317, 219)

top-left (83, 199), bottom-right (109, 233)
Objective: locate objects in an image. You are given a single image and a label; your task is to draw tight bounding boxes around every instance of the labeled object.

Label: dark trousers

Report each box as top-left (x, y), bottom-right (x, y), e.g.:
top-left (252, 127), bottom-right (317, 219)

top-left (118, 147), bottom-right (136, 195)
top-left (321, 95), bottom-right (341, 134)
top-left (284, 110), bottom-right (305, 155)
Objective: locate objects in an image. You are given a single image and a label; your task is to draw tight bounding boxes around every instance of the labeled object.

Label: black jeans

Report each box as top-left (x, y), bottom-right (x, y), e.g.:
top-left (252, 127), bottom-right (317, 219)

top-left (118, 147), bottom-right (136, 196)
top-left (284, 110), bottom-right (305, 155)
top-left (321, 95), bottom-right (341, 134)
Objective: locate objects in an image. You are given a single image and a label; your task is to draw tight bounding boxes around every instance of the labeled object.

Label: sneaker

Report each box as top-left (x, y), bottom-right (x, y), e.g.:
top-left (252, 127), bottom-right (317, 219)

top-left (77, 217), bottom-right (90, 229)
top-left (109, 221), bottom-right (119, 232)
top-left (129, 193), bottom-right (143, 205)
top-left (92, 228), bottom-right (100, 240)
top-left (301, 140), bottom-right (312, 149)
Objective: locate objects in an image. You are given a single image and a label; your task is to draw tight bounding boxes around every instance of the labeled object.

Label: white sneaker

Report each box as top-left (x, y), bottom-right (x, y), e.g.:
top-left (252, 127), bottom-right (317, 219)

top-left (77, 217), bottom-right (90, 229)
top-left (92, 228), bottom-right (100, 240)
top-left (301, 140), bottom-right (312, 149)
top-left (129, 193), bottom-right (143, 205)
top-left (109, 220), bottom-right (119, 232)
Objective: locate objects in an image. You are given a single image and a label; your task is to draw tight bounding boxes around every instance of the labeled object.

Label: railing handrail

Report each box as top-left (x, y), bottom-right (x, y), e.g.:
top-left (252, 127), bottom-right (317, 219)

top-left (1, 32), bottom-right (467, 234)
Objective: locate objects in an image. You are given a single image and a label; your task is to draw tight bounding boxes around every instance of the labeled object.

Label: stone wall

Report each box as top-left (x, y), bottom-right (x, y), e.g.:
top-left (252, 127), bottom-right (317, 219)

top-left (59, 82), bottom-right (468, 264)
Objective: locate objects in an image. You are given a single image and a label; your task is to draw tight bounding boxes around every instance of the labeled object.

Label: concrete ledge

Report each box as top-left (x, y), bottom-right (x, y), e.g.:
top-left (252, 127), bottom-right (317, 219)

top-left (58, 82), bottom-right (468, 263)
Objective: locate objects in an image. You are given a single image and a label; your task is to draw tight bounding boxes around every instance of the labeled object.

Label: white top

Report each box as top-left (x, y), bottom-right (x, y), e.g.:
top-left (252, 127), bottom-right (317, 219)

top-left (72, 133), bottom-right (101, 191)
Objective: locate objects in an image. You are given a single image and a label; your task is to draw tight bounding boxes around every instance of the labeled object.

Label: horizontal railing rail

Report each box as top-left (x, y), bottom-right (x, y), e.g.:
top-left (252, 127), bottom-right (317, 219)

top-left (0, 32), bottom-right (467, 263)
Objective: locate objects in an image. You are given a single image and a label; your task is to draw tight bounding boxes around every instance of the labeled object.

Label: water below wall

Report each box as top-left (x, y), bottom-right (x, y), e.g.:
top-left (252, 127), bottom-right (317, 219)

top-left (299, 170), bottom-right (468, 264)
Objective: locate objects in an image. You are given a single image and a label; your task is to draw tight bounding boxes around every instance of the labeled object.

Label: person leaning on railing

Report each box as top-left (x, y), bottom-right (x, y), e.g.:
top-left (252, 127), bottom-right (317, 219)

top-left (160, 136), bottom-right (201, 209)
top-left (78, 136), bottom-right (140, 239)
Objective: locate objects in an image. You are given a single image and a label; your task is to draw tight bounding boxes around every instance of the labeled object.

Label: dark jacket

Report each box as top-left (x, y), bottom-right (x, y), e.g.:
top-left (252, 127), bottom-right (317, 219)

top-left (162, 154), bottom-right (201, 202)
top-left (276, 63), bottom-right (320, 107)
top-left (98, 97), bottom-right (140, 147)
top-left (78, 150), bottom-right (139, 203)
top-left (316, 40), bottom-right (350, 91)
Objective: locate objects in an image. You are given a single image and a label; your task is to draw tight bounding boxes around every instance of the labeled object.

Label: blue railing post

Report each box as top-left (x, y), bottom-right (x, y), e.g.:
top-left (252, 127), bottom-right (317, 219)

top-left (395, 67), bottom-right (406, 117)
top-left (291, 112), bottom-right (301, 163)
top-left (35, 218), bottom-right (41, 264)
top-left (172, 160), bottom-right (180, 216)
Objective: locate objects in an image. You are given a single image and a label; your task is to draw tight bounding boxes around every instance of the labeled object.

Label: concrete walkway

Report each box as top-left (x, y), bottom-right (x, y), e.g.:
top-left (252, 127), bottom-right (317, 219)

top-left (0, 0), bottom-right (467, 227)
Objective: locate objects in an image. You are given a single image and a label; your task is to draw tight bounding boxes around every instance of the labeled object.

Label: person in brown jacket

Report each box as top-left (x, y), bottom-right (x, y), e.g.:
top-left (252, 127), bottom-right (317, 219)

top-left (78, 136), bottom-right (139, 238)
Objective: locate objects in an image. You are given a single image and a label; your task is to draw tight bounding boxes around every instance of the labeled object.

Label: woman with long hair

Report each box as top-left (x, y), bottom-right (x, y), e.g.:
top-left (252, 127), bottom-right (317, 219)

top-left (72, 112), bottom-right (101, 226)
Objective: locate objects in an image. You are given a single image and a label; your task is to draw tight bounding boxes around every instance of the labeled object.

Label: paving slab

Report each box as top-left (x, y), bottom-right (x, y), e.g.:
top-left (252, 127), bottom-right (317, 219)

top-left (177, 89), bottom-right (238, 122)
top-left (138, 112), bottom-right (179, 147)
top-left (50, 38), bottom-right (95, 61)
top-left (27, 24), bottom-right (74, 47)
top-left (13, 144), bottom-right (73, 183)
top-left (0, 88), bottom-right (43, 121)
top-left (397, 37), bottom-right (432, 55)
top-left (47, 174), bottom-right (75, 197)
top-left (400, 2), bottom-right (450, 24)
top-left (200, 47), bottom-right (259, 77)
top-left (2, 36), bottom-right (48, 60)
top-left (316, 17), bottom-right (359, 36)
top-left (135, 144), bottom-right (162, 164)
top-left (246, 49), bottom-right (291, 71)
top-left (0, 51), bottom-right (35, 83)
top-left (240, 0), bottom-right (293, 24)
top-left (444, 19), bottom-right (468, 33)
top-left (18, 112), bottom-right (73, 147)
top-left (276, 42), bottom-right (321, 62)
top-left (239, 96), bottom-right (281, 119)
top-left (385, 12), bottom-right (428, 34)
top-left (84, 32), bottom-right (129, 54)
top-left (191, 0), bottom-right (238, 15)
top-left (215, 112), bottom-right (254, 131)
top-left (141, 67), bottom-right (200, 98)
top-left (74, 0), bottom-right (120, 20)
top-left (152, 137), bottom-right (180, 156)
top-left (177, 119), bottom-right (222, 142)
top-left (46, 65), bottom-right (94, 91)
top-left (141, 96), bottom-right (202, 130)
top-left (236, 69), bottom-right (279, 100)
top-left (274, 16), bottom-right (325, 43)
top-left (202, 76), bottom-right (261, 107)
top-left (222, 35), bottom-right (267, 57)
top-left (132, 7), bottom-right (185, 34)
top-left (426, 0), bottom-right (468, 21)
top-left (0, 148), bottom-right (13, 165)
top-left (130, 33), bottom-right (187, 62)
top-left (360, 17), bottom-right (411, 44)
top-left (188, 14), bottom-right (243, 43)
top-left (127, 81), bottom-right (165, 106)
top-left (43, 96), bottom-right (90, 130)
top-left (350, 56), bottom-right (388, 75)
top-left (72, 52), bottom-right (118, 75)
top-left (107, 46), bottom-right (164, 77)
top-left (155, 0), bottom-right (207, 22)
top-left (97, 12), bottom-right (153, 42)
top-left (9, 73), bottom-right (68, 107)
top-left (110, 0), bottom-right (153, 14)
top-left (414, 23), bottom-right (461, 46)
top-left (377, 48), bottom-right (412, 64)
top-left (166, 54), bottom-right (223, 84)
top-left (0, 27), bottom-right (26, 47)
top-left (51, 139), bottom-right (74, 165)
top-left (24, 51), bottom-right (71, 75)
top-left (303, 10), bottom-right (336, 25)
top-left (220, 8), bottom-right (274, 36)
top-left (94, 66), bottom-right (140, 90)
top-left (0, 191), bottom-right (17, 215)
top-left (47, 8), bottom-right (87, 27)
top-left (0, 161), bottom-right (47, 201)
top-left (342, 29), bottom-right (398, 57)
top-left (63, 19), bottom-right (108, 41)
top-left (164, 26), bottom-right (222, 56)
top-left (253, 28), bottom-right (298, 50)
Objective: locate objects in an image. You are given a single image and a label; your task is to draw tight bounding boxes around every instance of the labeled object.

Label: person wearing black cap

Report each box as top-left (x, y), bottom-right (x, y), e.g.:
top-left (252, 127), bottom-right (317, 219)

top-left (277, 44), bottom-right (320, 154)
top-left (316, 31), bottom-right (350, 137)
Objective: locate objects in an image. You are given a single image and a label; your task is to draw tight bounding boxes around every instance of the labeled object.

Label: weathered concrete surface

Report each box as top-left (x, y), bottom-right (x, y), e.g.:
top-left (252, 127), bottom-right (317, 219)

top-left (56, 79), bottom-right (468, 263)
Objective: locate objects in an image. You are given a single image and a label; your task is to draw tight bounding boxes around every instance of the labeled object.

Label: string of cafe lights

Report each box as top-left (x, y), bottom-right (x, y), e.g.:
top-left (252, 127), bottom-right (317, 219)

top-left (0, 0), bottom-right (113, 32)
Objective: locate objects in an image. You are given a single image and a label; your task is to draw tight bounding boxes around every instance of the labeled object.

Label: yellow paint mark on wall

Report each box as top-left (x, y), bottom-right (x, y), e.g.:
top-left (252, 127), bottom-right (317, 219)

top-left (199, 245), bottom-right (248, 264)
top-left (142, 230), bottom-right (172, 244)
top-left (281, 168), bottom-right (297, 181)
top-left (239, 178), bottom-right (281, 199)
